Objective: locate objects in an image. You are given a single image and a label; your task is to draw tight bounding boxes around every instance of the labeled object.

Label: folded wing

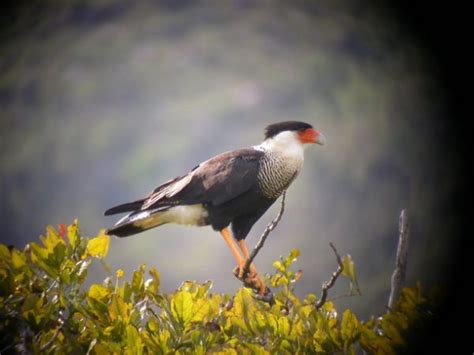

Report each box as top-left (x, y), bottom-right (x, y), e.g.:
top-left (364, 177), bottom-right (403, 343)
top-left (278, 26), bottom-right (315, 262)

top-left (104, 148), bottom-right (264, 216)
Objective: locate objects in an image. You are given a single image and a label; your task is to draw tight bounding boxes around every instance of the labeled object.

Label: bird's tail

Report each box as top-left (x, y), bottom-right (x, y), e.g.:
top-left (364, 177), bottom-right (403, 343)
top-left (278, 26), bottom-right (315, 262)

top-left (106, 221), bottom-right (148, 238)
top-left (105, 206), bottom-right (171, 238)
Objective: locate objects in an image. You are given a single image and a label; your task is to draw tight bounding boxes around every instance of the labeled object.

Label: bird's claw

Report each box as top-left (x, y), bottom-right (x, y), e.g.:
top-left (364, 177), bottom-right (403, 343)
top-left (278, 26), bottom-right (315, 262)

top-left (233, 265), bottom-right (269, 298)
top-left (232, 264), bottom-right (257, 280)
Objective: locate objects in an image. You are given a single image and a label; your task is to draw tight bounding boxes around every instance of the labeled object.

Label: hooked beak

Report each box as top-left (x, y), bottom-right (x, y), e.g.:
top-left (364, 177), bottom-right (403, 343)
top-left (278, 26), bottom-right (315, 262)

top-left (315, 131), bottom-right (326, 145)
top-left (299, 128), bottom-right (326, 145)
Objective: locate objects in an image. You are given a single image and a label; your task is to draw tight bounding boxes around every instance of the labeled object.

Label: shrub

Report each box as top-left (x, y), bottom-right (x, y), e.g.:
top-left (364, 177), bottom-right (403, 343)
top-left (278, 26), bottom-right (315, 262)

top-left (0, 221), bottom-right (434, 354)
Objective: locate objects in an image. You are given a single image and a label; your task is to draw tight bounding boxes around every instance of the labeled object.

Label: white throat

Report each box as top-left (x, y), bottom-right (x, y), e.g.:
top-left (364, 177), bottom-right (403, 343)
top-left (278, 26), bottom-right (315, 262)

top-left (253, 131), bottom-right (306, 198)
top-left (256, 131), bottom-right (305, 163)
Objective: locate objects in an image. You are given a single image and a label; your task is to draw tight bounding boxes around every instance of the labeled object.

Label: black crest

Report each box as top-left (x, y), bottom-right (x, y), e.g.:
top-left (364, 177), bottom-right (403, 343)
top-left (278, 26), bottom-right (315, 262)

top-left (264, 121), bottom-right (313, 139)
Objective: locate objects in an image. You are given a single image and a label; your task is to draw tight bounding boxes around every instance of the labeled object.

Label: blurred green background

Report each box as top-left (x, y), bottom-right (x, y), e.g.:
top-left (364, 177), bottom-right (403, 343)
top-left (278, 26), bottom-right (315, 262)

top-left (0, 0), bottom-right (456, 319)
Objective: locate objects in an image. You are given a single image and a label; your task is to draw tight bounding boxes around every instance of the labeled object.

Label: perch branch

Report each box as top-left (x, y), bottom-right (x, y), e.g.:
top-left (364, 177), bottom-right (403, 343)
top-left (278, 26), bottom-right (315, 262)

top-left (315, 243), bottom-right (344, 310)
top-left (235, 191), bottom-right (287, 302)
top-left (388, 209), bottom-right (409, 310)
top-left (243, 190), bottom-right (287, 275)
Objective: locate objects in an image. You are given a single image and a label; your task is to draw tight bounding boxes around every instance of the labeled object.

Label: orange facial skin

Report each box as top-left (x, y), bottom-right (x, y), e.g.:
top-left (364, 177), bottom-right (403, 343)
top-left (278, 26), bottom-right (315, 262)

top-left (298, 128), bottom-right (318, 144)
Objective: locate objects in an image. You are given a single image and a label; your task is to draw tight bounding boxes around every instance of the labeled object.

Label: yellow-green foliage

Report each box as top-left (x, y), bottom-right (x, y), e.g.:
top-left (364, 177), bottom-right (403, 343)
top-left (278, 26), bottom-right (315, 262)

top-left (0, 221), bottom-right (433, 354)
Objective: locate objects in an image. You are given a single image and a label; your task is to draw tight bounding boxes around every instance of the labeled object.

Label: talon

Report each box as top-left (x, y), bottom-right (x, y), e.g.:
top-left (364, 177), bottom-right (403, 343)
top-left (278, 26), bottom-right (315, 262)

top-left (246, 270), bottom-right (266, 295)
top-left (239, 266), bottom-right (246, 279)
top-left (233, 263), bottom-right (247, 279)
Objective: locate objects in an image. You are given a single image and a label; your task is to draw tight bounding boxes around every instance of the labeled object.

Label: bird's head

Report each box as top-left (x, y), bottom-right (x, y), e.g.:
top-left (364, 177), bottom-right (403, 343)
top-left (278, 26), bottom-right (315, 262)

top-left (263, 121), bottom-right (326, 150)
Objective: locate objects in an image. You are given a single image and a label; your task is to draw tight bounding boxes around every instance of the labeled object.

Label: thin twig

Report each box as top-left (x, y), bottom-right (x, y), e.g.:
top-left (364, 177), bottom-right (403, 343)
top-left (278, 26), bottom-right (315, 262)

top-left (388, 209), bottom-right (409, 310)
top-left (39, 310), bottom-right (65, 351)
top-left (242, 191), bottom-right (287, 276)
top-left (315, 243), bottom-right (344, 310)
top-left (328, 293), bottom-right (360, 302)
top-left (39, 327), bottom-right (62, 351)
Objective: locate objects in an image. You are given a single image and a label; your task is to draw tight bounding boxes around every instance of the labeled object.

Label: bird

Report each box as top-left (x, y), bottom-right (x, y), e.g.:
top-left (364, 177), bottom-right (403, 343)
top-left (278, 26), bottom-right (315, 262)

top-left (104, 121), bottom-right (325, 295)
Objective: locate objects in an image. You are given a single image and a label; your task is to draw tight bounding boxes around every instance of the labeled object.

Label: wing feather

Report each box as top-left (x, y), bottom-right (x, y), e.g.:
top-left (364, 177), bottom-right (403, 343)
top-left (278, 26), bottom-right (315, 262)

top-left (141, 174), bottom-right (193, 209)
top-left (142, 148), bottom-right (263, 209)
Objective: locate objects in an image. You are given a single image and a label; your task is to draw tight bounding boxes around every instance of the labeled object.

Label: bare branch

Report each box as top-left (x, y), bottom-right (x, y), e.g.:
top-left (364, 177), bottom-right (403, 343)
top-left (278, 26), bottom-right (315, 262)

top-left (328, 293), bottom-right (360, 302)
top-left (243, 191), bottom-right (287, 275)
top-left (315, 243), bottom-right (344, 310)
top-left (388, 209), bottom-right (409, 310)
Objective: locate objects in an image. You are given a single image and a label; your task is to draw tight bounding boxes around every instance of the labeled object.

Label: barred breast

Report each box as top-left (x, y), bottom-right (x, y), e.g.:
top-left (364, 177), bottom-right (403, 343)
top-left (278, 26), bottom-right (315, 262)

top-left (257, 151), bottom-right (302, 199)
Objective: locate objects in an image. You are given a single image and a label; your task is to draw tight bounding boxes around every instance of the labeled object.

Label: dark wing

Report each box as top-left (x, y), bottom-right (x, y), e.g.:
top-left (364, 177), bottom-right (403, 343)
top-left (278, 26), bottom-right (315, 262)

top-left (141, 148), bottom-right (264, 210)
top-left (104, 176), bottom-right (184, 215)
top-left (137, 175), bottom-right (194, 210)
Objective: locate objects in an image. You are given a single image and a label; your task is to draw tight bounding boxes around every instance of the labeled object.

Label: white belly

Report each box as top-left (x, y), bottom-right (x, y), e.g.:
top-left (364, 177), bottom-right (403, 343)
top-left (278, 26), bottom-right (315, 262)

top-left (131, 204), bottom-right (209, 229)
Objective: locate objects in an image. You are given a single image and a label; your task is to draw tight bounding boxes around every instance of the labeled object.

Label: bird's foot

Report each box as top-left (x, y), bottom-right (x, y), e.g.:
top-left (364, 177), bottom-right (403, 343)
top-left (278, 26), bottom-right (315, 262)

top-left (232, 264), bottom-right (257, 280)
top-left (233, 265), bottom-right (269, 298)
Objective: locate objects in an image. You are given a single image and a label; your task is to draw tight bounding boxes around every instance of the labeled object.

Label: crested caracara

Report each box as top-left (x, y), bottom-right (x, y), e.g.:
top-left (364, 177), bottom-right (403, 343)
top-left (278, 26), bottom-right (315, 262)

top-left (105, 121), bottom-right (325, 295)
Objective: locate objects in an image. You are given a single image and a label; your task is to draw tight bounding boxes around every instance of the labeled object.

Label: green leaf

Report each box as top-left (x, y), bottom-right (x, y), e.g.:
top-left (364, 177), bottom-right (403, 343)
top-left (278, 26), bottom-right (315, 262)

top-left (88, 284), bottom-right (110, 302)
top-left (29, 242), bottom-right (58, 277)
top-left (196, 279), bottom-right (212, 298)
top-left (304, 293), bottom-right (317, 304)
top-left (273, 260), bottom-right (285, 272)
top-left (42, 225), bottom-right (65, 250)
top-left (207, 293), bottom-right (223, 315)
top-left (125, 325), bottom-right (143, 355)
top-left (284, 249), bottom-right (300, 267)
top-left (341, 255), bottom-right (354, 279)
top-left (67, 219), bottom-right (79, 248)
top-left (11, 249), bottom-right (26, 269)
top-left (30, 242), bottom-right (48, 261)
top-left (171, 291), bottom-right (194, 326)
top-left (32, 225), bottom-right (68, 269)
top-left (0, 244), bottom-right (10, 260)
top-left (148, 267), bottom-right (160, 292)
top-left (120, 281), bottom-right (132, 302)
top-left (278, 316), bottom-right (291, 336)
top-left (109, 294), bottom-right (130, 323)
top-left (191, 298), bottom-right (210, 323)
top-left (341, 309), bottom-right (360, 344)
top-left (231, 288), bottom-right (258, 319)
top-left (269, 273), bottom-right (288, 287)
top-left (279, 339), bottom-right (292, 353)
top-left (145, 279), bottom-right (158, 294)
top-left (77, 259), bottom-right (91, 283)
top-left (226, 288), bottom-right (261, 334)
top-left (380, 319), bottom-right (404, 346)
top-left (21, 294), bottom-right (44, 327)
top-left (289, 248), bottom-right (300, 259)
top-left (86, 231), bottom-right (110, 259)
top-left (132, 264), bottom-right (146, 294)
top-left (341, 255), bottom-right (360, 294)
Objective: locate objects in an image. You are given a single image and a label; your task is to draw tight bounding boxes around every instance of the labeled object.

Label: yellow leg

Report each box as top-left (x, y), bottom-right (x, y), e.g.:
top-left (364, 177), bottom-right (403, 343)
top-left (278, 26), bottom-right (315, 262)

top-left (237, 239), bottom-right (252, 260)
top-left (237, 239), bottom-right (257, 274)
top-left (220, 228), bottom-right (245, 270)
top-left (237, 239), bottom-right (266, 295)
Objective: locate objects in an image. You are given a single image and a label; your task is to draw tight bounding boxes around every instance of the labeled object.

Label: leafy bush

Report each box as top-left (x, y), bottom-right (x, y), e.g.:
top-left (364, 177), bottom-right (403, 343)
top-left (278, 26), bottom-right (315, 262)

top-left (0, 221), bottom-right (434, 354)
